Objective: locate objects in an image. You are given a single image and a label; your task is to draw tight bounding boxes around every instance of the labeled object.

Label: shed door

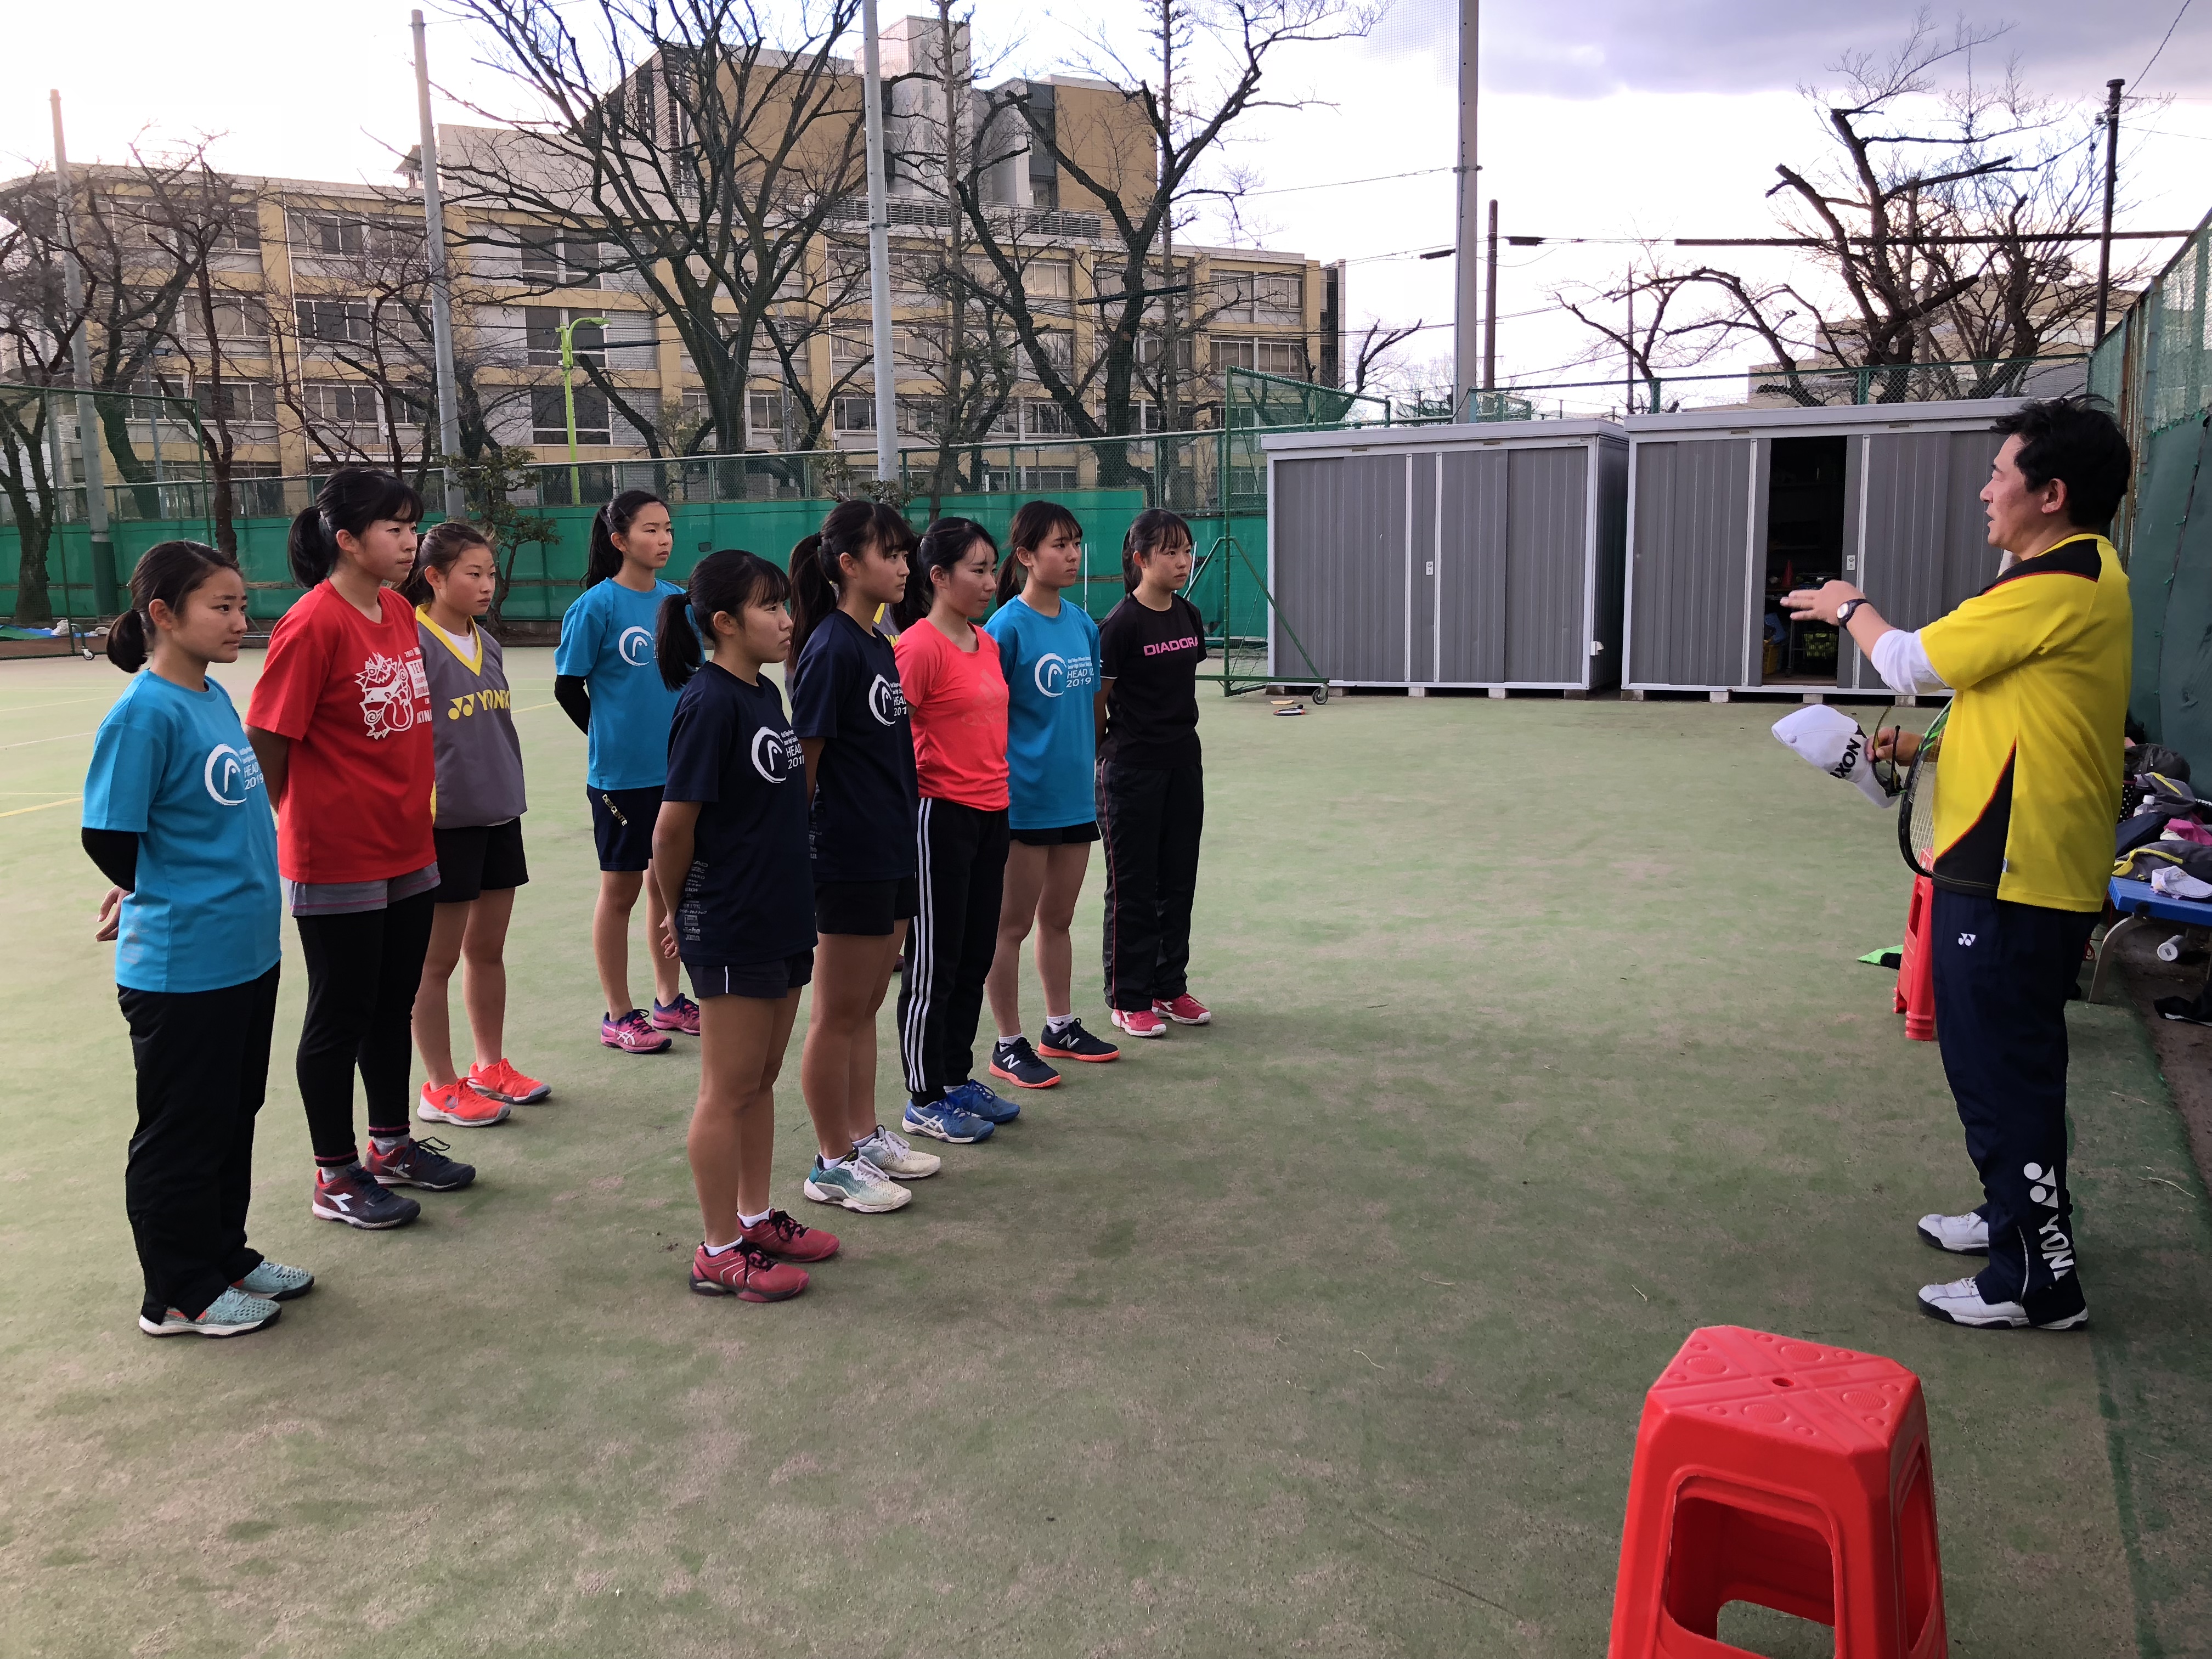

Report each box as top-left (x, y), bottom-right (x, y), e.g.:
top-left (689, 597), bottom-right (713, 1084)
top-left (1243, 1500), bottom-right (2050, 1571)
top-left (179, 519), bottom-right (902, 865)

top-left (1504, 446), bottom-right (1591, 684)
top-left (1410, 453), bottom-right (1438, 682)
top-left (1853, 428), bottom-right (2008, 688)
top-left (1436, 449), bottom-right (1507, 681)
top-left (1628, 438), bottom-right (1753, 687)
top-left (1271, 453), bottom-right (1409, 684)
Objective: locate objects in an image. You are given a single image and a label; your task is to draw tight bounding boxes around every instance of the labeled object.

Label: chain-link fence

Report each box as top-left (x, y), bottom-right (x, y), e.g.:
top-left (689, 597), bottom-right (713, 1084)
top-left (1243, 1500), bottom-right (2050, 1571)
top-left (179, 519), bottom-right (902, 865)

top-left (2, 383), bottom-right (210, 627)
top-left (2095, 210), bottom-right (2212, 760)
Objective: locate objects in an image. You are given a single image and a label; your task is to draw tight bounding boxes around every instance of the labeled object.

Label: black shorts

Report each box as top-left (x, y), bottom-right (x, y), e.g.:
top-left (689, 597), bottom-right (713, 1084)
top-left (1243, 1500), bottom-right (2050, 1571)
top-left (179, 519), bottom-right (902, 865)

top-left (589, 786), bottom-right (662, 872)
top-left (430, 820), bottom-right (529, 904)
top-left (687, 951), bottom-right (815, 1001)
top-left (815, 876), bottom-right (920, 936)
top-left (1011, 821), bottom-right (1101, 847)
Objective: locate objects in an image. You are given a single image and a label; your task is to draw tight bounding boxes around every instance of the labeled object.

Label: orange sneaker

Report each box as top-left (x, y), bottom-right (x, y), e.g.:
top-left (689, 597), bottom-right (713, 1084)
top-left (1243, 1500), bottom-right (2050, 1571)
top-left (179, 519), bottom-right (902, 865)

top-left (467, 1057), bottom-right (550, 1105)
top-left (416, 1079), bottom-right (512, 1128)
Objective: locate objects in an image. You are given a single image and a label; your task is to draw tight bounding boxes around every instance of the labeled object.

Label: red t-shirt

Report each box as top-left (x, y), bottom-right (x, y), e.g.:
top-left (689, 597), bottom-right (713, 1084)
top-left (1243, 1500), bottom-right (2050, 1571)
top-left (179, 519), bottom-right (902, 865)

top-left (894, 618), bottom-right (1009, 810)
top-left (247, 583), bottom-right (436, 882)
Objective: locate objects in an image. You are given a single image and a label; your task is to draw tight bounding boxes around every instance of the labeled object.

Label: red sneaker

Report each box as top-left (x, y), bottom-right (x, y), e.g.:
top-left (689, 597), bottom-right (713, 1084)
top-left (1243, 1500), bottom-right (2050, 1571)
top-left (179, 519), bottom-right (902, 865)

top-left (1153, 993), bottom-right (1212, 1026)
top-left (689, 1241), bottom-right (809, 1301)
top-left (1109, 1006), bottom-right (1167, 1039)
top-left (417, 1079), bottom-right (512, 1127)
top-left (468, 1057), bottom-right (550, 1104)
top-left (738, 1209), bottom-right (842, 1262)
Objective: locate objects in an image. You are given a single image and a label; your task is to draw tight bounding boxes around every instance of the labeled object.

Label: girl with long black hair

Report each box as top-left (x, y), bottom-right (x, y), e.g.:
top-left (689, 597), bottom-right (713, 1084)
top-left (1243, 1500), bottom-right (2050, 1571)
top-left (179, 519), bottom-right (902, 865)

top-left (651, 549), bottom-right (835, 1300)
top-left (246, 468), bottom-right (472, 1231)
top-left (893, 517), bottom-right (1020, 1143)
top-left (1094, 508), bottom-right (1211, 1039)
top-left (85, 540), bottom-right (301, 1336)
top-left (553, 489), bottom-right (695, 1054)
top-left (787, 501), bottom-right (936, 1213)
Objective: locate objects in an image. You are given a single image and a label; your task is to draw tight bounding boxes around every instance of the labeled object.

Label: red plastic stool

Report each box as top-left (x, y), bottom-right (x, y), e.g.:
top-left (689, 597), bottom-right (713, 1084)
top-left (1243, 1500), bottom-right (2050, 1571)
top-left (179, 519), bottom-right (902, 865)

top-left (1606, 1327), bottom-right (1947, 1659)
top-left (1893, 875), bottom-right (1937, 1042)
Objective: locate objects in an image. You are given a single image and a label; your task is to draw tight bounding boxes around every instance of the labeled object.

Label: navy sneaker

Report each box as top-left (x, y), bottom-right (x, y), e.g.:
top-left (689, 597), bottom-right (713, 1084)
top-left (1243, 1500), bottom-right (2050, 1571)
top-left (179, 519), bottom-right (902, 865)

top-left (365, 1136), bottom-right (477, 1192)
top-left (902, 1095), bottom-right (996, 1144)
top-left (946, 1077), bottom-right (1019, 1125)
top-left (989, 1036), bottom-right (1061, 1090)
top-left (1037, 1017), bottom-right (1120, 1063)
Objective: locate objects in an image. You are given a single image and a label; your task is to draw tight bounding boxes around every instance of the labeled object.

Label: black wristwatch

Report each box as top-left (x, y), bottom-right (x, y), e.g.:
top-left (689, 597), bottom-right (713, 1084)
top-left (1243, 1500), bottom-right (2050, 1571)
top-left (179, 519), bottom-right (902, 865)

top-left (1835, 598), bottom-right (1866, 626)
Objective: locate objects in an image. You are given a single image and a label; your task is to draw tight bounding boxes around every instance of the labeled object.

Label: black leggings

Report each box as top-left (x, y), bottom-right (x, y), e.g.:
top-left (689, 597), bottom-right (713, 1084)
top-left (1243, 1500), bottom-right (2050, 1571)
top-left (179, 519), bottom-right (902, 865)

top-left (117, 966), bottom-right (280, 1319)
top-left (899, 798), bottom-right (1009, 1104)
top-left (295, 891), bottom-right (437, 1164)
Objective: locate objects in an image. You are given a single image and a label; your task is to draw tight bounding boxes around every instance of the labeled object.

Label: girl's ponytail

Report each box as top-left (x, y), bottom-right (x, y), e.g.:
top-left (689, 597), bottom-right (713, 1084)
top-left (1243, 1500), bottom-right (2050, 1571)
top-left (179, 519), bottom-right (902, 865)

top-left (586, 488), bottom-right (667, 588)
top-left (1122, 506), bottom-right (1193, 595)
top-left (656, 591), bottom-right (703, 690)
top-left (108, 539), bottom-right (240, 674)
top-left (895, 516), bottom-right (996, 631)
top-left (105, 608), bottom-right (150, 674)
top-left (1001, 499), bottom-right (1083, 607)
top-left (290, 467), bottom-right (424, 589)
top-left (787, 500), bottom-right (880, 658)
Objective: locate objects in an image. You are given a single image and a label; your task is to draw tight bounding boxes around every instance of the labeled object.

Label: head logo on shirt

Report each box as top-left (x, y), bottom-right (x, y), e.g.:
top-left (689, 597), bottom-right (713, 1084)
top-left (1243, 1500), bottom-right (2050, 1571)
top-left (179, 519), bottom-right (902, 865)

top-left (356, 653), bottom-right (421, 738)
top-left (1034, 653), bottom-right (1069, 697)
top-left (868, 673), bottom-right (909, 726)
top-left (202, 744), bottom-right (256, 806)
top-left (751, 725), bottom-right (804, 783)
top-left (619, 626), bottom-right (656, 667)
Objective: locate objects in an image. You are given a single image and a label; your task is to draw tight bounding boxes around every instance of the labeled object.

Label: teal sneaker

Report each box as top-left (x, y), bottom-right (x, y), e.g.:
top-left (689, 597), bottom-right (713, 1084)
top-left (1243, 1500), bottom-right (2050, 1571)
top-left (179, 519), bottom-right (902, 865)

top-left (802, 1154), bottom-right (913, 1213)
top-left (856, 1124), bottom-right (940, 1180)
top-left (234, 1261), bottom-right (315, 1301)
top-left (139, 1288), bottom-right (281, 1339)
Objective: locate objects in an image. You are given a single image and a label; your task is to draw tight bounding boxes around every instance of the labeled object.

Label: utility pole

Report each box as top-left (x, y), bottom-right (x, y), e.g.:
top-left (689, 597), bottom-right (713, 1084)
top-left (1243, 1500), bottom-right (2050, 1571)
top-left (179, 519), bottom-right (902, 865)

top-left (1159, 0), bottom-right (1180, 439)
top-left (1481, 198), bottom-right (1498, 394)
top-left (1451, 0), bottom-right (1479, 418)
top-left (559, 315), bottom-right (608, 501)
top-left (861, 0), bottom-right (900, 489)
top-left (2095, 78), bottom-right (2124, 344)
top-left (1623, 275), bottom-right (1635, 415)
top-left (412, 11), bottom-right (466, 522)
top-left (49, 91), bottom-right (116, 616)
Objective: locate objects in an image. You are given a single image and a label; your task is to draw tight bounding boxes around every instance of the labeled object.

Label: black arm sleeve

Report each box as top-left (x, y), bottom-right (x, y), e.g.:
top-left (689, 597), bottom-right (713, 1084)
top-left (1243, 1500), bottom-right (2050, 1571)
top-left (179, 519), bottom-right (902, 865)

top-left (82, 827), bottom-right (138, 891)
top-left (555, 674), bottom-right (591, 736)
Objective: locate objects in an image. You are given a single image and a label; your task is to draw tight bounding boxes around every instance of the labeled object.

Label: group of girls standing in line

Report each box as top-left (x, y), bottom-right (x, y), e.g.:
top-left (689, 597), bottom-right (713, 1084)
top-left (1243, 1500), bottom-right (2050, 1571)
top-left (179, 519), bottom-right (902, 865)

top-left (641, 494), bottom-right (1214, 1303)
top-left (85, 467), bottom-right (543, 1338)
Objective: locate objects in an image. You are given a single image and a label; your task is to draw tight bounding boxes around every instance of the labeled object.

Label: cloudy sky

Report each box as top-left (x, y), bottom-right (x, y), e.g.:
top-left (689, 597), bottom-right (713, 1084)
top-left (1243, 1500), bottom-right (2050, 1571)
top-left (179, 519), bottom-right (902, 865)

top-left (4, 0), bottom-right (2207, 410)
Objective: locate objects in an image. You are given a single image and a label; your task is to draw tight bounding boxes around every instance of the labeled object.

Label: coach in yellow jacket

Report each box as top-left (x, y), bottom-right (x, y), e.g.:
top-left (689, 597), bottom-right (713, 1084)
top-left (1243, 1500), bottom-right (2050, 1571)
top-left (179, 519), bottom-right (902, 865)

top-left (1788, 397), bottom-right (2134, 1331)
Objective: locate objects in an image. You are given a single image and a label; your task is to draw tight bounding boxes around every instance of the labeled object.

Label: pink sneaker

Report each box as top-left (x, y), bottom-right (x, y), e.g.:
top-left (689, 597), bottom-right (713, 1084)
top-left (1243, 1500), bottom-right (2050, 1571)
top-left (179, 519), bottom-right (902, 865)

top-left (649, 994), bottom-right (702, 1035)
top-left (1153, 993), bottom-right (1212, 1026)
top-left (1109, 1006), bottom-right (1167, 1039)
top-left (468, 1057), bottom-right (550, 1104)
top-left (416, 1079), bottom-right (511, 1127)
top-left (601, 1009), bottom-right (673, 1054)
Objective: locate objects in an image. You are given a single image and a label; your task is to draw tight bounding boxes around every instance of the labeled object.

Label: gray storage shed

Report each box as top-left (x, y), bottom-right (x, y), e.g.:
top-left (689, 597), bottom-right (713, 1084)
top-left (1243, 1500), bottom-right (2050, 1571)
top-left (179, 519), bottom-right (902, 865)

top-left (1260, 420), bottom-right (1628, 693)
top-left (1622, 399), bottom-right (2028, 697)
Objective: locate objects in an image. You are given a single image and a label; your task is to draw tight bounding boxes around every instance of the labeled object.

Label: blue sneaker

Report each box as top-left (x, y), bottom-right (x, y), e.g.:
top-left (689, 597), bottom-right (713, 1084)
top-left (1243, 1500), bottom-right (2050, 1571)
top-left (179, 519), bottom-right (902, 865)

top-left (946, 1077), bottom-right (1019, 1125)
top-left (902, 1096), bottom-right (996, 1144)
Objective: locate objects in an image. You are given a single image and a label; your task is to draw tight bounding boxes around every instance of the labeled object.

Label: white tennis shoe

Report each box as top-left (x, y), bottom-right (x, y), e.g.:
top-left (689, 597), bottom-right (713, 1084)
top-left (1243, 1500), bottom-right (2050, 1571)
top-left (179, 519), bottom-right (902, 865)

top-left (1915, 1211), bottom-right (1989, 1255)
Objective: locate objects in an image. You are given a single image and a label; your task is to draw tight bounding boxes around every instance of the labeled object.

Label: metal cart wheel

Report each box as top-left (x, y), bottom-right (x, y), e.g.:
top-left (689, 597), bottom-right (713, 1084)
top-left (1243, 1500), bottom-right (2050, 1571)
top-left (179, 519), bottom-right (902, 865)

top-left (1311, 683), bottom-right (1329, 706)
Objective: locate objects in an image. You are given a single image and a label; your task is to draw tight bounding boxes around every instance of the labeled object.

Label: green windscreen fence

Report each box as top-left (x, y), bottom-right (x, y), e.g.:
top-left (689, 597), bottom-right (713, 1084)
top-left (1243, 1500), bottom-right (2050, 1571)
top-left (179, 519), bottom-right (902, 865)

top-left (2097, 212), bottom-right (2212, 759)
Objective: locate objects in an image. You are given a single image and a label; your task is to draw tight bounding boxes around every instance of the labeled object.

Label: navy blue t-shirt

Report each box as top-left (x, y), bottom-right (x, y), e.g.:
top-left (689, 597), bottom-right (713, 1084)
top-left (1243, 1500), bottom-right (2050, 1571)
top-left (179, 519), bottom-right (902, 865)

top-left (663, 662), bottom-right (816, 968)
top-left (788, 608), bottom-right (919, 882)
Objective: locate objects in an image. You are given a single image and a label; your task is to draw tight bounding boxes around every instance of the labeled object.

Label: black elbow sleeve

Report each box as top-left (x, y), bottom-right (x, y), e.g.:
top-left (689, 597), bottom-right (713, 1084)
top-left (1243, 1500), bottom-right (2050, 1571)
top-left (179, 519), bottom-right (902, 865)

top-left (555, 675), bottom-right (591, 735)
top-left (82, 827), bottom-right (139, 891)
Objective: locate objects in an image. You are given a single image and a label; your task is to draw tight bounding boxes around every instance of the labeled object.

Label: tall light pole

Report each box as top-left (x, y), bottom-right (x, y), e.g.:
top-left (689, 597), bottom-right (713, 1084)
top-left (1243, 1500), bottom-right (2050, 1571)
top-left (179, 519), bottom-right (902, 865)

top-left (861, 0), bottom-right (900, 489)
top-left (1451, 0), bottom-right (1479, 420)
top-left (49, 91), bottom-right (117, 616)
top-left (1482, 198), bottom-right (1498, 396)
top-left (412, 10), bottom-right (466, 522)
top-left (2095, 78), bottom-right (2124, 345)
top-left (560, 315), bottom-right (608, 501)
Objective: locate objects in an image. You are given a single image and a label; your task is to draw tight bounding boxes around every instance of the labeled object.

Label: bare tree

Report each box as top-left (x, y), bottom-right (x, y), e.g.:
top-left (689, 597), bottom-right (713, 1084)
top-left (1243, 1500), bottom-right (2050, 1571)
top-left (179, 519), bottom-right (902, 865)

top-left (958, 0), bottom-right (1374, 462)
top-left (444, 0), bottom-right (870, 460)
top-left (0, 188), bottom-right (81, 623)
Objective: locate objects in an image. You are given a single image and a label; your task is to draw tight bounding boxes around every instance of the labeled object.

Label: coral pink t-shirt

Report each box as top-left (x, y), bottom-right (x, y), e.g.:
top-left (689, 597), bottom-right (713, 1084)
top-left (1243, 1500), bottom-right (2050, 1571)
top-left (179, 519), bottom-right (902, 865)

top-left (246, 582), bottom-right (436, 882)
top-left (893, 617), bottom-right (1009, 811)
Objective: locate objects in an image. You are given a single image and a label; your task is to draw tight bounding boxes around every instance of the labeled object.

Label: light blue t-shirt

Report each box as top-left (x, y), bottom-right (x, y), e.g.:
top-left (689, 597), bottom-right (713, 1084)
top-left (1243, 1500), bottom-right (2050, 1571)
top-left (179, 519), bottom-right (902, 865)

top-left (82, 672), bottom-right (281, 994)
top-left (555, 577), bottom-right (684, 791)
top-left (985, 594), bottom-right (1102, 830)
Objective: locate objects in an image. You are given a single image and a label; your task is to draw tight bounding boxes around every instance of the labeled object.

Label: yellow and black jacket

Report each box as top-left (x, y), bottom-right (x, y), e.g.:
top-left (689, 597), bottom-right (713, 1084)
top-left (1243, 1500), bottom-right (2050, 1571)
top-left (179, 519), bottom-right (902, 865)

top-left (1919, 533), bottom-right (2131, 912)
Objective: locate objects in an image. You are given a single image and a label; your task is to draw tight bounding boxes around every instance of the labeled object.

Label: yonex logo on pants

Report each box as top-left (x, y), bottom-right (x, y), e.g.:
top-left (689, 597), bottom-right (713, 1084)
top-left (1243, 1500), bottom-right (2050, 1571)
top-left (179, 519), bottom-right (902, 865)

top-left (1957, 933), bottom-right (1977, 946)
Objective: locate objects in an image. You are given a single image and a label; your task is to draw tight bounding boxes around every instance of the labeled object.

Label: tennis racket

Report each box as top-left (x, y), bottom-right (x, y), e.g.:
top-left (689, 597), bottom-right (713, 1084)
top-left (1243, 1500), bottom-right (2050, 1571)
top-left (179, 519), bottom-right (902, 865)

top-left (1896, 702), bottom-right (1951, 878)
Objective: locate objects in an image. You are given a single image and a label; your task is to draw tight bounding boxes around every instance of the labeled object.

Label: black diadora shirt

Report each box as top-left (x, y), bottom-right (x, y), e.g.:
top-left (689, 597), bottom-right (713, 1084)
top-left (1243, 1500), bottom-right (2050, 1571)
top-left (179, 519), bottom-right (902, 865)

top-left (663, 662), bottom-right (815, 966)
top-left (1099, 593), bottom-right (1207, 769)
top-left (789, 608), bottom-right (920, 882)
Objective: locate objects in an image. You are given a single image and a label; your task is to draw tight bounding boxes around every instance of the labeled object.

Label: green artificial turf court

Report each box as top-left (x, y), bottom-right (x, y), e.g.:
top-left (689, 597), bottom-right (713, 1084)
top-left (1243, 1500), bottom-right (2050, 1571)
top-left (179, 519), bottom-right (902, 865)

top-left (2, 651), bottom-right (2208, 1659)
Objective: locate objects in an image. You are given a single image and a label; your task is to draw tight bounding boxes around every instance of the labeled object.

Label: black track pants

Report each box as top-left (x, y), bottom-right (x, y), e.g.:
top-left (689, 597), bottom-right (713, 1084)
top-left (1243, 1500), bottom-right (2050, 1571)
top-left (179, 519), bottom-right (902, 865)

top-left (1929, 888), bottom-right (2097, 1319)
top-left (1097, 760), bottom-right (1204, 1012)
top-left (899, 798), bottom-right (1009, 1104)
top-left (295, 891), bottom-right (437, 1163)
top-left (116, 966), bottom-right (281, 1320)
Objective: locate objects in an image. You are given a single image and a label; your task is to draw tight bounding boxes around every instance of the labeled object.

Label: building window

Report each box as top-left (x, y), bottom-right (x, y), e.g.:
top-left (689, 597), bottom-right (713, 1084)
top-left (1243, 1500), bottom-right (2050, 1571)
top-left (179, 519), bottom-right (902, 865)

top-left (532, 386), bottom-right (610, 445)
top-left (1212, 270), bottom-right (1304, 325)
top-left (833, 395), bottom-right (876, 431)
top-left (523, 308), bottom-right (604, 367)
top-left (302, 381), bottom-right (388, 430)
top-left (196, 379), bottom-right (277, 427)
top-left (520, 229), bottom-right (610, 286)
top-left (1136, 334), bottom-right (1195, 371)
top-left (295, 298), bottom-right (375, 345)
top-left (1023, 399), bottom-right (1073, 437)
top-left (296, 214), bottom-right (417, 262)
top-left (1034, 330), bottom-right (1074, 371)
top-left (749, 391), bottom-right (786, 440)
top-left (184, 296), bottom-right (269, 351)
top-left (831, 328), bottom-right (872, 365)
top-left (1212, 336), bottom-right (1305, 376)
